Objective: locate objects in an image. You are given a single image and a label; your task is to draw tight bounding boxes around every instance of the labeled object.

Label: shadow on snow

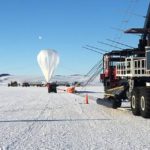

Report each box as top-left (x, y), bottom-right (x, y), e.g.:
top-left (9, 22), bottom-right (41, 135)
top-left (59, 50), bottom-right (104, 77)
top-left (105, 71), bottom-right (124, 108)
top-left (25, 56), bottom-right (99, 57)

top-left (0, 118), bottom-right (113, 123)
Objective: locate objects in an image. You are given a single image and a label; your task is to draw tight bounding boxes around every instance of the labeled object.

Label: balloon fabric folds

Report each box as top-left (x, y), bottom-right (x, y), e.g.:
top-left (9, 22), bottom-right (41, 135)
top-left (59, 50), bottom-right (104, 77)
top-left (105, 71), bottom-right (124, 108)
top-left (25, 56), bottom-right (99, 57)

top-left (37, 49), bottom-right (59, 83)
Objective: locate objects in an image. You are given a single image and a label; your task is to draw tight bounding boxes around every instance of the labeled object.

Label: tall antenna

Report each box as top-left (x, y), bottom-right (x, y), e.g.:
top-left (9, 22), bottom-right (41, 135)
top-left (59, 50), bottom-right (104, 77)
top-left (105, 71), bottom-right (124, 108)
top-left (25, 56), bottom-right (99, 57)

top-left (112, 0), bottom-right (139, 45)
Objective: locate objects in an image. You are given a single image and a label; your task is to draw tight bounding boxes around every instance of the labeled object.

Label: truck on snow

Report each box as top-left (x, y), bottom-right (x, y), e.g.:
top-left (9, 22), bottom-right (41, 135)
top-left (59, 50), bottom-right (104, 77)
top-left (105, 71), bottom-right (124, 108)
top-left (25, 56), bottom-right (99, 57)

top-left (100, 3), bottom-right (150, 118)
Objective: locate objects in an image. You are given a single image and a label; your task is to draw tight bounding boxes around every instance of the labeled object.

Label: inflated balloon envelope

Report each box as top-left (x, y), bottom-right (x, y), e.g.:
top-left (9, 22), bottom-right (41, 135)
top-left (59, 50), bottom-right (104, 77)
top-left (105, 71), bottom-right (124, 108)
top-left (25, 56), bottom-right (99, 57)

top-left (37, 49), bottom-right (59, 83)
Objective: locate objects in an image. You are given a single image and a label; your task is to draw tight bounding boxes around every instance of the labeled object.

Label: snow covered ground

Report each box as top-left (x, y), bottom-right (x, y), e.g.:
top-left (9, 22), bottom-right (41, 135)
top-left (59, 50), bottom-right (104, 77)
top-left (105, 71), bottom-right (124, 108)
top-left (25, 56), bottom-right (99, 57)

top-left (0, 84), bottom-right (150, 150)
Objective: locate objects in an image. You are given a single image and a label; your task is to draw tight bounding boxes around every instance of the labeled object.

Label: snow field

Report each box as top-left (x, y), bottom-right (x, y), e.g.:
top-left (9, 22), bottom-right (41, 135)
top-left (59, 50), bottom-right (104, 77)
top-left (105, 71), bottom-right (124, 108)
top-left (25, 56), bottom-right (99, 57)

top-left (0, 86), bottom-right (150, 149)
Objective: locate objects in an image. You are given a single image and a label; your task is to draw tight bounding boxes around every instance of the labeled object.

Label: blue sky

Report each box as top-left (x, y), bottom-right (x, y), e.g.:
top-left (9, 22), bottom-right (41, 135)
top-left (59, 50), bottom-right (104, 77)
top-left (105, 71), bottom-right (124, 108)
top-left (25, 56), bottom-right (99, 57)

top-left (0, 0), bottom-right (149, 76)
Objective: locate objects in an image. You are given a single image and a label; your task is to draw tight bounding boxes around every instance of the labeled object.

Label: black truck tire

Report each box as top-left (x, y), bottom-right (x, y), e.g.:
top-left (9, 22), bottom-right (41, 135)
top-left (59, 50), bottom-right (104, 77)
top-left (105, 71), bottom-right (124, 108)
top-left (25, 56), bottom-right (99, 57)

top-left (130, 88), bottom-right (140, 116)
top-left (139, 87), bottom-right (150, 118)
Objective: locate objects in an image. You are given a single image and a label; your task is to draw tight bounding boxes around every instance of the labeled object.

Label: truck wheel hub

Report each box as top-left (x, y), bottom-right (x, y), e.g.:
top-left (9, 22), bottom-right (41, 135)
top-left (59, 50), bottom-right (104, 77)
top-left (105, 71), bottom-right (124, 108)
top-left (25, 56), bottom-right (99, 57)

top-left (132, 95), bottom-right (136, 109)
top-left (141, 96), bottom-right (145, 111)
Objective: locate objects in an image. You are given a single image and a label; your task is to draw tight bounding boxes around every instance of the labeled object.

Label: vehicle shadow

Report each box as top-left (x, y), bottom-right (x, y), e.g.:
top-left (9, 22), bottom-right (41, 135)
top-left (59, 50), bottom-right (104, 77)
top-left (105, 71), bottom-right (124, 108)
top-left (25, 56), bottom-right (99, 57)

top-left (0, 118), bottom-right (113, 123)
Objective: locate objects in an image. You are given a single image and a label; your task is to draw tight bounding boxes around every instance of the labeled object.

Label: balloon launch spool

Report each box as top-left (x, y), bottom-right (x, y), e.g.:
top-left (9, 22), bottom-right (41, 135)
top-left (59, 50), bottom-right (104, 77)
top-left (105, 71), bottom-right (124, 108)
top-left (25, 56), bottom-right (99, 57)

top-left (47, 82), bottom-right (57, 93)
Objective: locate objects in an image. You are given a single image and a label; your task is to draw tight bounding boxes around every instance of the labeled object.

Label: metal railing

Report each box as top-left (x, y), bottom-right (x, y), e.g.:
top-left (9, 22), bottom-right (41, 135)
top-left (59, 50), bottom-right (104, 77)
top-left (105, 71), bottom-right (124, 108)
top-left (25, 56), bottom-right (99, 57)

top-left (116, 57), bottom-right (150, 77)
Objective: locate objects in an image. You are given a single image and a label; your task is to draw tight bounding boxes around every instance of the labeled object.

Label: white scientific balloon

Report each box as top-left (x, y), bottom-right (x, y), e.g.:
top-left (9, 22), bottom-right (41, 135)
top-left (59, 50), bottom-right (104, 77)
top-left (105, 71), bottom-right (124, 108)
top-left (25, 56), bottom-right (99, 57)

top-left (37, 49), bottom-right (59, 82)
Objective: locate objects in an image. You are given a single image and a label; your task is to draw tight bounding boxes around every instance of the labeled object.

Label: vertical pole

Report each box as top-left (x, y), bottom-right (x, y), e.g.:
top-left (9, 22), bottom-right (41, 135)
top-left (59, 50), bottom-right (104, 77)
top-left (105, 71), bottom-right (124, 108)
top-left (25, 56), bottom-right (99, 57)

top-left (85, 94), bottom-right (89, 104)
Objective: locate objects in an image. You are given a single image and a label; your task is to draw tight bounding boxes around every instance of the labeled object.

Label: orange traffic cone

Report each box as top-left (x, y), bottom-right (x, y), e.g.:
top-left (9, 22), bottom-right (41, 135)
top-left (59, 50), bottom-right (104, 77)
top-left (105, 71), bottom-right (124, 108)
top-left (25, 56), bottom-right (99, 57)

top-left (85, 94), bottom-right (89, 104)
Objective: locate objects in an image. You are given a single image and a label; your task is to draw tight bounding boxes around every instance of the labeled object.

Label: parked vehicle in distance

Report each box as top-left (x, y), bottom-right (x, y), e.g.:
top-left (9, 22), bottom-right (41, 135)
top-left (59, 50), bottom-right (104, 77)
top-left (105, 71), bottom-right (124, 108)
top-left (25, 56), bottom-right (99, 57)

top-left (8, 81), bottom-right (18, 87)
top-left (22, 82), bottom-right (30, 87)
